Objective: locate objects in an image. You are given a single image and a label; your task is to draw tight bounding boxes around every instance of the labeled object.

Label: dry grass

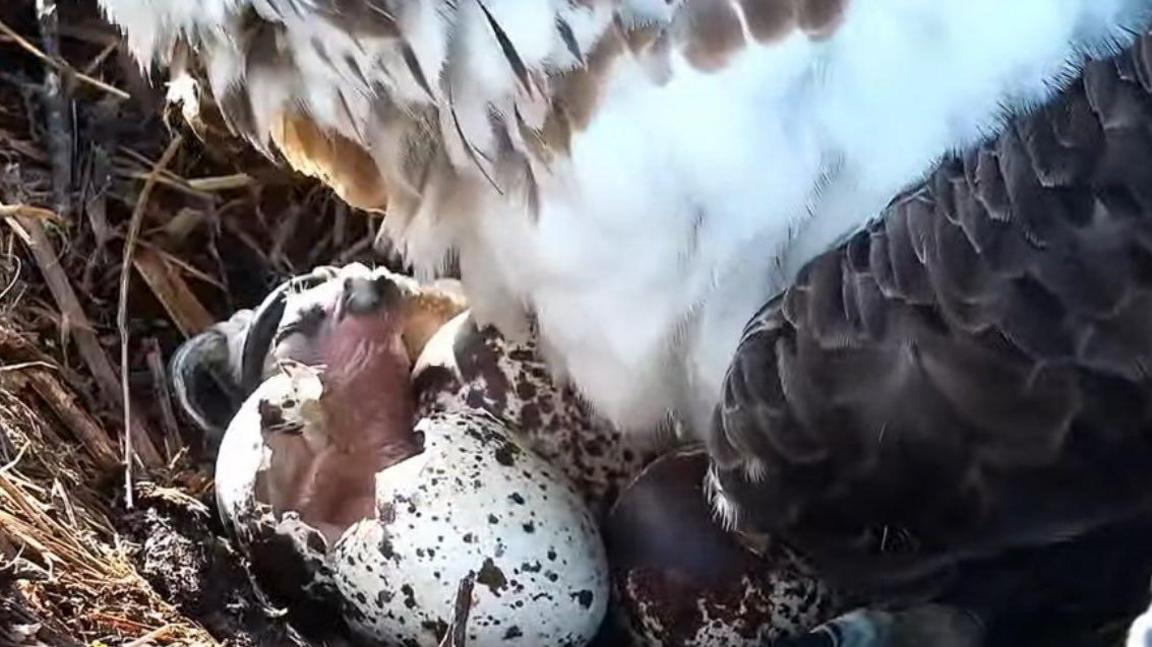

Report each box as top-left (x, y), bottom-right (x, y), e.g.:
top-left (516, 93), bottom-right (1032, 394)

top-left (0, 0), bottom-right (387, 643)
top-left (0, 341), bottom-right (217, 645)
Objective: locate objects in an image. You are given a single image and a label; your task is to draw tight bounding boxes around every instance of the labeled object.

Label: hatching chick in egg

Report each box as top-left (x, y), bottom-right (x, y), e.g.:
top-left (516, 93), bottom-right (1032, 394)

top-left (254, 273), bottom-right (420, 544)
top-left (169, 263), bottom-right (464, 452)
top-left (179, 265), bottom-right (609, 647)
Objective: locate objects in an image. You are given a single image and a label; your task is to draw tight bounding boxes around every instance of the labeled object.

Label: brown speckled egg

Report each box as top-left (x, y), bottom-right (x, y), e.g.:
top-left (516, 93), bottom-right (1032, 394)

top-left (604, 448), bottom-right (845, 646)
top-left (413, 311), bottom-right (672, 515)
top-left (217, 372), bottom-right (610, 647)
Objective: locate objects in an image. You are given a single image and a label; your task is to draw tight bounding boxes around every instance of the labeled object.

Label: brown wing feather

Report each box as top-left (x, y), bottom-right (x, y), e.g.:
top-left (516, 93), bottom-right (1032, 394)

top-left (710, 31), bottom-right (1152, 600)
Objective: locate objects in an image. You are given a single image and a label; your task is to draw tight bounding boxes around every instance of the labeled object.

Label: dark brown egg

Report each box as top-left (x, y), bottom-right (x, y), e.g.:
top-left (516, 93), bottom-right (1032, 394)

top-left (604, 448), bottom-right (843, 646)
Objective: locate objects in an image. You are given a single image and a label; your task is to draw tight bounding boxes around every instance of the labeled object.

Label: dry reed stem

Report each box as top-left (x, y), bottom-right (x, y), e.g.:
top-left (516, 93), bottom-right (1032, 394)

top-left (118, 133), bottom-right (184, 509)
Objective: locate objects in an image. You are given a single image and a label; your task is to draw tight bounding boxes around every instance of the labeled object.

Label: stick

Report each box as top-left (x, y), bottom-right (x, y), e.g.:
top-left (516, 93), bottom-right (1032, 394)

top-left (3, 214), bottom-right (163, 467)
top-left (143, 338), bottom-right (184, 455)
top-left (23, 368), bottom-right (120, 471)
top-left (35, 0), bottom-right (73, 218)
top-left (439, 572), bottom-right (476, 647)
top-left (0, 15), bottom-right (130, 99)
top-left (118, 134), bottom-right (183, 509)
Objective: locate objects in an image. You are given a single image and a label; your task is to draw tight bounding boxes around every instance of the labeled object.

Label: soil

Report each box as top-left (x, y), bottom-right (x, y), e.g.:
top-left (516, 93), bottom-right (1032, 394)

top-left (117, 484), bottom-right (312, 646)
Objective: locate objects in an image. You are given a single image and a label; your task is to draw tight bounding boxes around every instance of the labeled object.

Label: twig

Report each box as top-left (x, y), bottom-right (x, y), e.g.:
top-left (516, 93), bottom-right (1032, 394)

top-left (121, 623), bottom-right (175, 646)
top-left (187, 173), bottom-right (255, 192)
top-left (0, 202), bottom-right (64, 224)
top-left (138, 242), bottom-right (226, 291)
top-left (0, 442), bottom-right (30, 475)
top-left (81, 40), bottom-right (119, 76)
top-left (439, 572), bottom-right (476, 647)
top-left (0, 360), bottom-right (55, 372)
top-left (36, 0), bottom-right (74, 218)
top-left (144, 338), bottom-right (184, 455)
top-left (0, 254), bottom-right (22, 305)
top-left (2, 214), bottom-right (163, 467)
top-left (132, 245), bottom-right (214, 337)
top-left (83, 96), bottom-right (119, 247)
top-left (0, 15), bottom-right (130, 99)
top-left (118, 133), bottom-right (183, 509)
top-left (23, 368), bottom-right (120, 471)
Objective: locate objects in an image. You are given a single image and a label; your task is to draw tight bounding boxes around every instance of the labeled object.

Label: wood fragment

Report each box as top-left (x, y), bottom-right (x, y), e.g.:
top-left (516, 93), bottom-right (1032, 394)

top-left (143, 338), bottom-right (184, 455)
top-left (132, 246), bottom-right (214, 338)
top-left (82, 96), bottom-right (119, 247)
top-left (439, 572), bottom-right (476, 647)
top-left (140, 242), bottom-right (225, 291)
top-left (21, 369), bottom-right (120, 472)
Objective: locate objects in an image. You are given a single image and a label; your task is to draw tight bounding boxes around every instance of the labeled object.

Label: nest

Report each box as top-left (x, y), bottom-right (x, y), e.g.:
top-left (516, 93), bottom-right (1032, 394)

top-left (0, 1), bottom-right (392, 643)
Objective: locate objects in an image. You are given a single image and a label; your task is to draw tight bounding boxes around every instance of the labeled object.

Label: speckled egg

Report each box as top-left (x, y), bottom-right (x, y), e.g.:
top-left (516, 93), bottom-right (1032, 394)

top-left (604, 448), bottom-right (844, 646)
top-left (331, 409), bottom-right (608, 645)
top-left (413, 311), bottom-right (672, 515)
top-left (217, 369), bottom-right (610, 647)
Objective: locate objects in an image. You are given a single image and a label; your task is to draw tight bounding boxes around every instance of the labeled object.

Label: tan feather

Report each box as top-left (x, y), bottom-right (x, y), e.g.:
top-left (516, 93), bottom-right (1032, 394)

top-left (269, 111), bottom-right (389, 211)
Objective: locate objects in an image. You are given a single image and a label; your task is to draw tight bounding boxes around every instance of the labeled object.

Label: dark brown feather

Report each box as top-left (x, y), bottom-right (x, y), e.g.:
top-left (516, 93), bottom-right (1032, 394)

top-left (477, 0), bottom-right (534, 96)
top-left (710, 31), bottom-right (1152, 601)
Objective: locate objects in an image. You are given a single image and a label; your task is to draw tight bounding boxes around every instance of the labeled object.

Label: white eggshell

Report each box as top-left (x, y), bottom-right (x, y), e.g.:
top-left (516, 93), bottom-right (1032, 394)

top-left (331, 409), bottom-right (609, 646)
top-left (216, 375), bottom-right (609, 647)
top-left (214, 375), bottom-right (280, 537)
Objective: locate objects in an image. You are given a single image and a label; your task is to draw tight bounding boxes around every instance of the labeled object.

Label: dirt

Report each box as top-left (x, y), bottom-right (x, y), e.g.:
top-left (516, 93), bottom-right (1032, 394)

top-left (115, 483), bottom-right (301, 646)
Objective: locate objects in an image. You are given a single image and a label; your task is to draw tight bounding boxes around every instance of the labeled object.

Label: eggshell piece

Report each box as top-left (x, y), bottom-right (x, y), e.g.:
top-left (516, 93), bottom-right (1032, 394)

top-left (414, 311), bottom-right (671, 514)
top-left (330, 410), bottom-right (609, 646)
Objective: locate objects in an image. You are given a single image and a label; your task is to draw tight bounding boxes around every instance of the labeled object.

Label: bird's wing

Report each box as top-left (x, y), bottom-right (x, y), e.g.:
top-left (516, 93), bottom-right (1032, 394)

top-left (709, 30), bottom-right (1152, 599)
top-left (100, 0), bottom-right (842, 225)
top-left (98, 0), bottom-right (1145, 267)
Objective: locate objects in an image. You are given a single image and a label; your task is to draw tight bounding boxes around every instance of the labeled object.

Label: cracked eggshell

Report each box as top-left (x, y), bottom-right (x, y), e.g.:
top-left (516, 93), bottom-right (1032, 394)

top-left (331, 409), bottom-right (608, 646)
top-left (216, 374), bottom-right (609, 647)
top-left (413, 311), bottom-right (672, 515)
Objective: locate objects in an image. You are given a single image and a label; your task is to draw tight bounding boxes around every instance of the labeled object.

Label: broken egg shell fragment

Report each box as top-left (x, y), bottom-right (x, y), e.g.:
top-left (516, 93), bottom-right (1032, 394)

top-left (413, 311), bottom-right (672, 515)
top-left (333, 410), bottom-right (608, 646)
top-left (604, 448), bottom-right (843, 646)
top-left (216, 374), bottom-right (609, 647)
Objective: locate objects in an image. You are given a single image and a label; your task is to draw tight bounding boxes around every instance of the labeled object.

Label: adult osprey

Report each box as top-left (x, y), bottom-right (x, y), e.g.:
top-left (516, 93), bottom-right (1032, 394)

top-left (99, 0), bottom-right (1152, 636)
